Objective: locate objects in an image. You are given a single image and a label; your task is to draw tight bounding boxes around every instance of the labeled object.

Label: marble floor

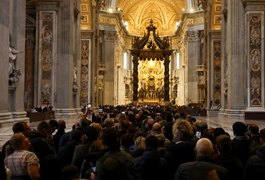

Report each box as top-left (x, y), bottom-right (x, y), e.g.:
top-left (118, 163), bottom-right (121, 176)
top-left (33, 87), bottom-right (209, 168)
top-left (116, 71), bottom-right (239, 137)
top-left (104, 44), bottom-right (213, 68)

top-left (1, 115), bottom-right (265, 150)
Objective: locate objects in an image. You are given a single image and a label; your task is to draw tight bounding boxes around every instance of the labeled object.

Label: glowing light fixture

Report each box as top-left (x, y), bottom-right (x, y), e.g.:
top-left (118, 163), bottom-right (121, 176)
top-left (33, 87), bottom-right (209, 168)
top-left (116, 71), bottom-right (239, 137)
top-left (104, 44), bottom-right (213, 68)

top-left (108, 8), bottom-right (113, 13)
top-left (149, 60), bottom-right (155, 67)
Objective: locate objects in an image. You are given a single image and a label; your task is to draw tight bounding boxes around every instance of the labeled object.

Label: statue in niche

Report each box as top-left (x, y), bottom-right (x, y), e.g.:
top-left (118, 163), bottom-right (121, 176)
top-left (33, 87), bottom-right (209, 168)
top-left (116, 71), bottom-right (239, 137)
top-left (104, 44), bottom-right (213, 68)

top-left (9, 35), bottom-right (22, 87)
top-left (148, 76), bottom-right (155, 99)
top-left (73, 67), bottom-right (78, 93)
top-left (147, 40), bottom-right (156, 50)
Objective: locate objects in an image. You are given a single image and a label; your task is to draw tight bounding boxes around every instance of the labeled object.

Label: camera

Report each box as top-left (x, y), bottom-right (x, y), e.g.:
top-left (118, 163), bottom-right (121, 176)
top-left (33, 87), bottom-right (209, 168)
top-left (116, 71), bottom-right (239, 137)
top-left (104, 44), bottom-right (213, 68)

top-left (195, 131), bottom-right (201, 139)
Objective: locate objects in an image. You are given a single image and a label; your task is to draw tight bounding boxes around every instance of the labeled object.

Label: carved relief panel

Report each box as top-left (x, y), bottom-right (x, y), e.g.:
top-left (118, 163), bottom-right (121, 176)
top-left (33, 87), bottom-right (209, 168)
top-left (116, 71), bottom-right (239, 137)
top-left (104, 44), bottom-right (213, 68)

top-left (80, 39), bottom-right (90, 105)
top-left (39, 12), bottom-right (56, 104)
top-left (247, 13), bottom-right (264, 107)
top-left (212, 40), bottom-right (221, 105)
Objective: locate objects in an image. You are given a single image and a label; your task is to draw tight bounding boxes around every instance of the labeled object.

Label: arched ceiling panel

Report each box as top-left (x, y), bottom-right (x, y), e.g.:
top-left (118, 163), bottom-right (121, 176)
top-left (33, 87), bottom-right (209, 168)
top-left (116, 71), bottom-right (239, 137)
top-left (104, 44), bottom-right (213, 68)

top-left (117, 0), bottom-right (186, 36)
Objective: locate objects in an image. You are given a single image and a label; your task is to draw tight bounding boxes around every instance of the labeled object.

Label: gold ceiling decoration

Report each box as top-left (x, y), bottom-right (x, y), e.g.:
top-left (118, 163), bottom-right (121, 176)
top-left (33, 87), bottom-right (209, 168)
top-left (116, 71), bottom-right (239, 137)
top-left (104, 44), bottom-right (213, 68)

top-left (80, 0), bottom-right (91, 30)
top-left (117, 0), bottom-right (186, 36)
top-left (212, 0), bottom-right (222, 30)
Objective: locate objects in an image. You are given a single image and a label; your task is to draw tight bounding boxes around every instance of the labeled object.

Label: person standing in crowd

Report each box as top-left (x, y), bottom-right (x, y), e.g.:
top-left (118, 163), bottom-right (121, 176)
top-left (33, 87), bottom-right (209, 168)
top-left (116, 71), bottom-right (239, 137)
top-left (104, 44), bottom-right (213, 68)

top-left (95, 127), bottom-right (137, 180)
top-left (30, 121), bottom-right (60, 180)
top-left (0, 151), bottom-right (9, 180)
top-left (2, 122), bottom-right (32, 157)
top-left (136, 135), bottom-right (169, 180)
top-left (175, 138), bottom-right (227, 180)
top-left (245, 128), bottom-right (265, 180)
top-left (53, 119), bottom-right (66, 152)
top-left (231, 121), bottom-right (251, 166)
top-left (5, 133), bottom-right (40, 180)
top-left (215, 134), bottom-right (244, 180)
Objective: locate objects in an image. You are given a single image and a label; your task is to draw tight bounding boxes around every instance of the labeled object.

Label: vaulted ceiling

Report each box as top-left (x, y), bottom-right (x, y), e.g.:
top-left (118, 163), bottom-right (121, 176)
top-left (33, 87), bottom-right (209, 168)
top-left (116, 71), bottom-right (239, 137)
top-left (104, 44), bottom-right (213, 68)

top-left (116, 0), bottom-right (186, 36)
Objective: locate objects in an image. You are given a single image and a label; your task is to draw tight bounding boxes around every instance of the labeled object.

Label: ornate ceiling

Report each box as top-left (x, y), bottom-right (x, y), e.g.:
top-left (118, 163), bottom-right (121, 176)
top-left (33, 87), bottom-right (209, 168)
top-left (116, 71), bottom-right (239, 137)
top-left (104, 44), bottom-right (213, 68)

top-left (116, 0), bottom-right (186, 36)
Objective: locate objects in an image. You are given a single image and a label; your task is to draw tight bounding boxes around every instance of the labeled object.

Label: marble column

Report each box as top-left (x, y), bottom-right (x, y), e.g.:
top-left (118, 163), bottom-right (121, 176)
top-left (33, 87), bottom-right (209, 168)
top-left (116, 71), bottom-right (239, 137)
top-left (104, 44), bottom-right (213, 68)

top-left (225, 0), bottom-right (246, 117)
top-left (132, 56), bottom-right (139, 102)
top-left (220, 0), bottom-right (228, 114)
top-left (0, 0), bottom-right (12, 124)
top-left (25, 28), bottom-right (35, 110)
top-left (186, 30), bottom-right (200, 104)
top-left (186, 0), bottom-right (193, 12)
top-left (103, 31), bottom-right (116, 105)
top-left (55, 0), bottom-right (78, 118)
top-left (164, 57), bottom-right (170, 102)
top-left (9, 0), bottom-right (28, 122)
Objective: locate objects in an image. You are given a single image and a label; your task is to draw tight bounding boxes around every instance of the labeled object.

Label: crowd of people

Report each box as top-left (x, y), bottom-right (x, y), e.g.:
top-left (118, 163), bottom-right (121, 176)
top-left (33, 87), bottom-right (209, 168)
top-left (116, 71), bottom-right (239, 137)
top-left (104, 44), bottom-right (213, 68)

top-left (1, 104), bottom-right (265, 180)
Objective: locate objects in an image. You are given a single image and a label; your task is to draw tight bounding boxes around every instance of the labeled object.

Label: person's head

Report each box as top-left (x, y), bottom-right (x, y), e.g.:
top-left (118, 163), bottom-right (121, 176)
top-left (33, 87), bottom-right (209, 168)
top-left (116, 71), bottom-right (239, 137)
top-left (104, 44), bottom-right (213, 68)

top-left (61, 165), bottom-right (79, 180)
top-left (151, 122), bottom-right (162, 134)
top-left (193, 120), bottom-right (208, 134)
top-left (84, 126), bottom-right (99, 142)
top-left (121, 133), bottom-right (134, 149)
top-left (57, 119), bottom-right (66, 130)
top-left (247, 123), bottom-right (259, 136)
top-left (9, 132), bottom-right (31, 150)
top-left (49, 119), bottom-right (58, 134)
top-left (79, 117), bottom-right (92, 131)
top-left (216, 134), bottom-right (232, 154)
top-left (195, 138), bottom-right (214, 157)
top-left (37, 121), bottom-right (51, 137)
top-left (90, 122), bottom-right (103, 135)
top-left (175, 129), bottom-right (193, 141)
top-left (259, 128), bottom-right (265, 145)
top-left (104, 118), bottom-right (115, 128)
top-left (232, 121), bottom-right (247, 136)
top-left (145, 135), bottom-right (159, 150)
top-left (42, 99), bottom-right (49, 105)
top-left (12, 122), bottom-right (31, 137)
top-left (190, 163), bottom-right (220, 180)
top-left (213, 127), bottom-right (225, 138)
top-left (172, 120), bottom-right (193, 142)
top-left (102, 127), bottom-right (120, 150)
top-left (134, 136), bottom-right (145, 151)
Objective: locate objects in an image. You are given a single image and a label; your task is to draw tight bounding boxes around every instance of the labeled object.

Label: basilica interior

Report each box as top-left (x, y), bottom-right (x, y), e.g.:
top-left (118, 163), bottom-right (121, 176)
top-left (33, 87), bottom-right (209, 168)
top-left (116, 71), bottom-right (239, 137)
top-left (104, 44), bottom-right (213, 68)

top-left (1, 0), bottom-right (265, 128)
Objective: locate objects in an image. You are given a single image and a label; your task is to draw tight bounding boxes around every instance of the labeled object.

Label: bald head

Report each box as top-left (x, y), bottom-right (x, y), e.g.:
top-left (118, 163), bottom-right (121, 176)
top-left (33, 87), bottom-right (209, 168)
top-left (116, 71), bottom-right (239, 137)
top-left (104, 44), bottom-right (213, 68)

top-left (195, 138), bottom-right (214, 157)
top-left (151, 122), bottom-right (162, 134)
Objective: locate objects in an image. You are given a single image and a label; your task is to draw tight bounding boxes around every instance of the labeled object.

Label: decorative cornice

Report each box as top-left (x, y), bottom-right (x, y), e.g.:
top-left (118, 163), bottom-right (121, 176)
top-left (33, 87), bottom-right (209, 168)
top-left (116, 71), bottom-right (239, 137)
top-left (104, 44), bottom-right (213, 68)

top-left (130, 49), bottom-right (173, 60)
top-left (175, 12), bottom-right (204, 36)
top-left (242, 0), bottom-right (265, 7)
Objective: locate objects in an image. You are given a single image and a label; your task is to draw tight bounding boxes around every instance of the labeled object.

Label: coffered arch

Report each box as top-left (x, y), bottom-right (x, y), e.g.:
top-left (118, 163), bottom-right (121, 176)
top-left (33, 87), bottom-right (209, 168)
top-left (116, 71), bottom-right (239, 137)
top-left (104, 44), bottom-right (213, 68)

top-left (117, 0), bottom-right (186, 36)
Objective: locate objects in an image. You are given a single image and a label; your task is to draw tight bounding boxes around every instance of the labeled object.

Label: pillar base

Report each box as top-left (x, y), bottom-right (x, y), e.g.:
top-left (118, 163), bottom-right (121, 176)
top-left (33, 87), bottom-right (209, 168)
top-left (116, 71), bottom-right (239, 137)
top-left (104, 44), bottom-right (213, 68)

top-left (55, 108), bottom-right (79, 120)
top-left (207, 109), bottom-right (219, 117)
top-left (218, 109), bottom-right (245, 119)
top-left (0, 111), bottom-right (29, 128)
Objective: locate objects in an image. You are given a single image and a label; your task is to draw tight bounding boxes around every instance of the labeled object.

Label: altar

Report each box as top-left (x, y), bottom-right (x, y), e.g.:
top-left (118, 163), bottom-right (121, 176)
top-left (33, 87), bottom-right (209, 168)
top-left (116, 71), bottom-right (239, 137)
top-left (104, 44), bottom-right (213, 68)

top-left (27, 111), bottom-right (55, 122)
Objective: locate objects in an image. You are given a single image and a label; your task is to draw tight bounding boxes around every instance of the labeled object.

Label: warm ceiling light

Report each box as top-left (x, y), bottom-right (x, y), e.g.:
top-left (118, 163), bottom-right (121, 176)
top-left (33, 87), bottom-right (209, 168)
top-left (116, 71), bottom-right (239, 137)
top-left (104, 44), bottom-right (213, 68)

top-left (108, 8), bottom-right (113, 13)
top-left (149, 60), bottom-right (155, 67)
